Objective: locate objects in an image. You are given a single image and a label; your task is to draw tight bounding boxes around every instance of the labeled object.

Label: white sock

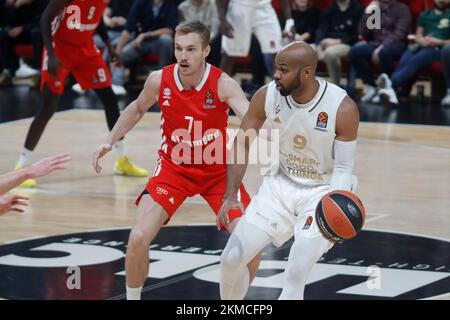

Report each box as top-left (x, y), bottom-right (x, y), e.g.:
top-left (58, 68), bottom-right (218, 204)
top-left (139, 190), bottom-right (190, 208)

top-left (126, 285), bottom-right (143, 300)
top-left (278, 235), bottom-right (332, 300)
top-left (17, 147), bottom-right (33, 167)
top-left (114, 140), bottom-right (126, 157)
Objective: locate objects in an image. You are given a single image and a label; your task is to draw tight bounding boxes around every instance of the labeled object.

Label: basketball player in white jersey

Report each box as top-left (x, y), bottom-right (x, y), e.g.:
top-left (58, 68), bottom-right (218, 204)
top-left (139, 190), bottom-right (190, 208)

top-left (217, 41), bottom-right (360, 300)
top-left (217, 0), bottom-right (295, 76)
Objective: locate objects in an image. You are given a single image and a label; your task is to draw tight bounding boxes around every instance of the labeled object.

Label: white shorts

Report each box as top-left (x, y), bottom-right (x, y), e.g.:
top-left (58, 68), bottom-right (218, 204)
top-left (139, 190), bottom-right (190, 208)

top-left (244, 172), bottom-right (335, 249)
top-left (222, 2), bottom-right (282, 57)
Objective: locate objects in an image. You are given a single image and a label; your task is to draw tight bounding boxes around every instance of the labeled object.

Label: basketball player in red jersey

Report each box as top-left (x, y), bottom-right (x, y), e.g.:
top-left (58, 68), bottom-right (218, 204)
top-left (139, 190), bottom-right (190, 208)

top-left (15, 0), bottom-right (148, 188)
top-left (93, 21), bottom-right (261, 300)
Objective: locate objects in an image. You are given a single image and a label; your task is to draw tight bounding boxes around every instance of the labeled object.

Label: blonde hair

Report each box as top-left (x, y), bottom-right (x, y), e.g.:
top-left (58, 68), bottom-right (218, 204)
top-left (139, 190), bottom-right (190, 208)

top-left (175, 21), bottom-right (211, 48)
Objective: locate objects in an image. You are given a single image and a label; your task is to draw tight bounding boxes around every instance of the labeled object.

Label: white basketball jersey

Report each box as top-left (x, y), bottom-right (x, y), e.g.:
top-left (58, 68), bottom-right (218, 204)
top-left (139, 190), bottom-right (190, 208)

top-left (231, 0), bottom-right (271, 7)
top-left (265, 78), bottom-right (347, 187)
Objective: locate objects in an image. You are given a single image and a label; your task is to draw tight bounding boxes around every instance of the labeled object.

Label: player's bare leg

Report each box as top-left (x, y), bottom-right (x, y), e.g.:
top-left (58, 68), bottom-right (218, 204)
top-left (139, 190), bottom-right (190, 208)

top-left (226, 218), bottom-right (263, 286)
top-left (16, 85), bottom-right (62, 188)
top-left (125, 195), bottom-right (168, 300)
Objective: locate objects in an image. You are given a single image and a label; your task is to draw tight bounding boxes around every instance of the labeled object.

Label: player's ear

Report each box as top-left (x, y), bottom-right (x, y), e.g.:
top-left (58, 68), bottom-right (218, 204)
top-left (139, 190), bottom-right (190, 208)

top-left (204, 44), bottom-right (211, 58)
top-left (302, 66), bottom-right (313, 81)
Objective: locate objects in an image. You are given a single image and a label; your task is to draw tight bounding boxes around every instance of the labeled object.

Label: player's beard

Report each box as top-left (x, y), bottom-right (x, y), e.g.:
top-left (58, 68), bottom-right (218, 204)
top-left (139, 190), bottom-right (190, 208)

top-left (279, 71), bottom-right (302, 96)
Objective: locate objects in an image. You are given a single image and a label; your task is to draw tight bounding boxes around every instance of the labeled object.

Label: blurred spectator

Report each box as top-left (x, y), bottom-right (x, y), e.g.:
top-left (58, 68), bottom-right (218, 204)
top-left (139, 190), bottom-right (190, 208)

top-left (349, 0), bottom-right (411, 103)
top-left (291, 0), bottom-right (320, 43)
top-left (217, 0), bottom-right (293, 77)
top-left (442, 44), bottom-right (450, 106)
top-left (178, 0), bottom-right (221, 66)
top-left (112, 0), bottom-right (178, 95)
top-left (0, 0), bottom-right (44, 86)
top-left (377, 0), bottom-right (450, 105)
top-left (315, 0), bottom-right (363, 86)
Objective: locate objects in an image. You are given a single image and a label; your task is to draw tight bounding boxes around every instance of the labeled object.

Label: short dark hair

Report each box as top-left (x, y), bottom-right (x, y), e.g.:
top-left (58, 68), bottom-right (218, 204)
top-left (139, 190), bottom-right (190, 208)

top-left (175, 21), bottom-right (211, 47)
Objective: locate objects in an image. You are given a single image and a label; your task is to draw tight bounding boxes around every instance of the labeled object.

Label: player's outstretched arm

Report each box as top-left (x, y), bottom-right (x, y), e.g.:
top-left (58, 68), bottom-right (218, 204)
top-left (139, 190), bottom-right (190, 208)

top-left (329, 96), bottom-right (360, 191)
top-left (0, 153), bottom-right (71, 195)
top-left (216, 86), bottom-right (268, 229)
top-left (92, 71), bottom-right (161, 174)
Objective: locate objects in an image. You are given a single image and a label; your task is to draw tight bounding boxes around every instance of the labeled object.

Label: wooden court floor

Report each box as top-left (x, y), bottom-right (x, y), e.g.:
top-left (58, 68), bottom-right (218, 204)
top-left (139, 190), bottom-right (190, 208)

top-left (0, 109), bottom-right (449, 300)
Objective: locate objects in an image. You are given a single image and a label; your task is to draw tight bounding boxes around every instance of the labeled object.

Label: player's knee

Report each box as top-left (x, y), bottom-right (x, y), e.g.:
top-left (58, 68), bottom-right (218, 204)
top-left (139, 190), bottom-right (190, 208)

top-left (220, 246), bottom-right (245, 270)
top-left (128, 228), bottom-right (150, 251)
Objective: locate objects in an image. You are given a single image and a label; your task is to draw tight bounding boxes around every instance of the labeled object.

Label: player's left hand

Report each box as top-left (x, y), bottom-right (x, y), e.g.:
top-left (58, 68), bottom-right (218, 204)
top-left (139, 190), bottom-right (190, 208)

top-left (216, 196), bottom-right (244, 230)
top-left (92, 143), bottom-right (112, 174)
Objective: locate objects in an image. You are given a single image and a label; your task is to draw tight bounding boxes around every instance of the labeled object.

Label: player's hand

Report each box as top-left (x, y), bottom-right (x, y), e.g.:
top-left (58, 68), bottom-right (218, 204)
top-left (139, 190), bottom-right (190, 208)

top-left (48, 53), bottom-right (61, 78)
top-left (220, 19), bottom-right (234, 38)
top-left (27, 153), bottom-right (71, 179)
top-left (0, 194), bottom-right (29, 215)
top-left (92, 143), bottom-right (112, 174)
top-left (216, 195), bottom-right (244, 230)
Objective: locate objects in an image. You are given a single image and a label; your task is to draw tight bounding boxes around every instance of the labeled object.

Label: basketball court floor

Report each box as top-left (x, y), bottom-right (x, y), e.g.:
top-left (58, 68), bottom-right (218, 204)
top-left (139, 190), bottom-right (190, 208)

top-left (0, 107), bottom-right (448, 300)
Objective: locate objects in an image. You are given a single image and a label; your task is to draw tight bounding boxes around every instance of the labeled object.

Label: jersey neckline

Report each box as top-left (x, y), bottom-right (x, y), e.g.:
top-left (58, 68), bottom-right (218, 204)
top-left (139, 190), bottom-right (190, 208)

top-left (173, 63), bottom-right (211, 92)
top-left (285, 77), bottom-right (328, 112)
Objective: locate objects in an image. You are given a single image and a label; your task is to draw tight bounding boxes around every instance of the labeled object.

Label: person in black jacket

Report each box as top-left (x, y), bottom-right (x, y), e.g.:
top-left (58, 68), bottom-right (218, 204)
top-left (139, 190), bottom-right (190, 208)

top-left (112, 0), bottom-right (178, 95)
top-left (315, 0), bottom-right (363, 86)
top-left (0, 0), bottom-right (45, 85)
top-left (291, 0), bottom-right (320, 43)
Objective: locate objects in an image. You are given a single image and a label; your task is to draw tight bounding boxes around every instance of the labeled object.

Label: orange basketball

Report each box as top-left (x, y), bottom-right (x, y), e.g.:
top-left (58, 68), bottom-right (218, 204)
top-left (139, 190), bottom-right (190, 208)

top-left (315, 190), bottom-right (366, 243)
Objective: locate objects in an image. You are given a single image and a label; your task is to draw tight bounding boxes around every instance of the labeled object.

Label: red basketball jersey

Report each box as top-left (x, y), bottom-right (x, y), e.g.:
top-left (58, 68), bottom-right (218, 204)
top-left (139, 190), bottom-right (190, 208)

top-left (158, 63), bottom-right (230, 168)
top-left (51, 0), bottom-right (109, 45)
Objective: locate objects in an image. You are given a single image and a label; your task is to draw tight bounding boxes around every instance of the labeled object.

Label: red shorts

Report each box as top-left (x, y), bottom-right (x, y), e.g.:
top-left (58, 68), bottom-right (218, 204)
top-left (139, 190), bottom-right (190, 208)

top-left (136, 157), bottom-right (250, 228)
top-left (41, 40), bottom-right (111, 94)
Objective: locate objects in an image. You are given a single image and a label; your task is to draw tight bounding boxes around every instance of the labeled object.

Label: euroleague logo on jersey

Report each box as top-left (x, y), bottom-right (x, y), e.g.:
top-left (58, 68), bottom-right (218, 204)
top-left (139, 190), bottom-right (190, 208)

top-left (316, 112), bottom-right (328, 129)
top-left (203, 89), bottom-right (216, 109)
top-left (0, 226), bottom-right (448, 300)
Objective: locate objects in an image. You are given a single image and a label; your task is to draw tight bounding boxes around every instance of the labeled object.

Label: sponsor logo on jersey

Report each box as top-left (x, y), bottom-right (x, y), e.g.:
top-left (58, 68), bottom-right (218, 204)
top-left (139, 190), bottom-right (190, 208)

top-left (156, 187), bottom-right (169, 196)
top-left (163, 87), bottom-right (172, 98)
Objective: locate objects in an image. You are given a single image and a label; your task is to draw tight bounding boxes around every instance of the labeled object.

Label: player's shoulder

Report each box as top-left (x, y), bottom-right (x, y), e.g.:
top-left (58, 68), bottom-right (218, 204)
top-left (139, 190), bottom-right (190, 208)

top-left (217, 72), bottom-right (244, 100)
top-left (144, 69), bottom-right (163, 94)
top-left (217, 71), bottom-right (238, 88)
top-left (338, 95), bottom-right (358, 115)
top-left (147, 69), bottom-right (163, 85)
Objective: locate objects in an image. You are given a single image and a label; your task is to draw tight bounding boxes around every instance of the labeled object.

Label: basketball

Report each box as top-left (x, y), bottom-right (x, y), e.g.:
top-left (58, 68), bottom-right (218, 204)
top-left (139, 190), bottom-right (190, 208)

top-left (315, 190), bottom-right (366, 243)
